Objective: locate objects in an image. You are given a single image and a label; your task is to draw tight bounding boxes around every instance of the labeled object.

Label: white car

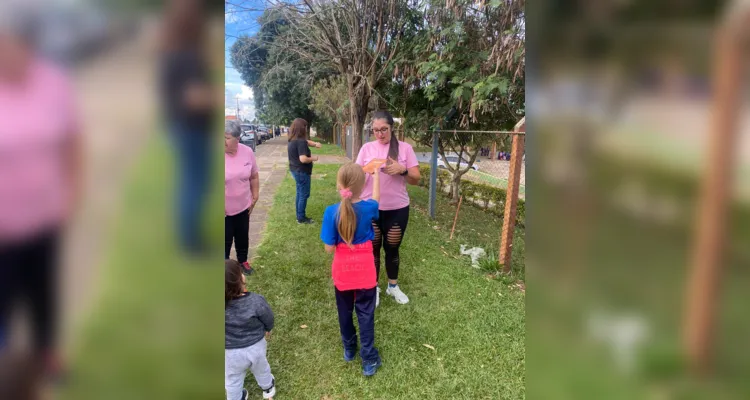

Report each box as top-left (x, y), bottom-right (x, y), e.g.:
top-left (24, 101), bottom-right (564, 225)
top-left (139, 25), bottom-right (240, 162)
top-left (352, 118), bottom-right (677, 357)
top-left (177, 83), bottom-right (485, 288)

top-left (437, 155), bottom-right (480, 171)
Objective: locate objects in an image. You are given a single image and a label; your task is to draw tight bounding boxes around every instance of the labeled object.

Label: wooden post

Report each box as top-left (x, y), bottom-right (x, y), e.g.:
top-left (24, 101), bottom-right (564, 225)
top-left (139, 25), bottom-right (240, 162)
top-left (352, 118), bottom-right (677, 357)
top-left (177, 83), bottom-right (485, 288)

top-left (499, 117), bottom-right (525, 273)
top-left (683, 20), bottom-right (742, 375)
top-left (450, 196), bottom-right (463, 240)
top-left (491, 141), bottom-right (497, 159)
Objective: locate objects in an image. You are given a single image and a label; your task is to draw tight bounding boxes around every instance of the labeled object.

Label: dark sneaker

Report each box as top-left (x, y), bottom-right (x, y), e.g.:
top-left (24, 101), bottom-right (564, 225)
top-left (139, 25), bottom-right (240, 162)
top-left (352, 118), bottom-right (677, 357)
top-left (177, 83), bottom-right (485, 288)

top-left (362, 358), bottom-right (382, 377)
top-left (297, 218), bottom-right (315, 224)
top-left (240, 389), bottom-right (248, 400)
top-left (241, 261), bottom-right (254, 275)
top-left (344, 348), bottom-right (356, 362)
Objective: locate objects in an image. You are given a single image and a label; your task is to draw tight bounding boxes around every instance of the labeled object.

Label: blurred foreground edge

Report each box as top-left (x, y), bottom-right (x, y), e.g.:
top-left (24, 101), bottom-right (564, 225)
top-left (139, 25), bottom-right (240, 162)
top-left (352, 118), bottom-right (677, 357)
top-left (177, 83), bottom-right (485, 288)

top-left (684, 3), bottom-right (745, 376)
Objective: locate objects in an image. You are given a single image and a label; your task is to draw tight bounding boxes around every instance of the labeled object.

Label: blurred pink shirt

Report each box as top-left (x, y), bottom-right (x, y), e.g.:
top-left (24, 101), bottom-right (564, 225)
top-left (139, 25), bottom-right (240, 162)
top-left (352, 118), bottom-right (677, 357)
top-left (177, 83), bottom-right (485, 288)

top-left (356, 140), bottom-right (419, 211)
top-left (225, 143), bottom-right (258, 216)
top-left (0, 58), bottom-right (79, 244)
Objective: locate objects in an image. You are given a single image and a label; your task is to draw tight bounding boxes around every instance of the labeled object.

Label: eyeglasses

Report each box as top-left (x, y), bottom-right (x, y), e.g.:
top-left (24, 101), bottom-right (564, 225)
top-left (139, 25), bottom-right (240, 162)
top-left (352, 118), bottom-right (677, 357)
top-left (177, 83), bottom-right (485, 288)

top-left (373, 128), bottom-right (390, 134)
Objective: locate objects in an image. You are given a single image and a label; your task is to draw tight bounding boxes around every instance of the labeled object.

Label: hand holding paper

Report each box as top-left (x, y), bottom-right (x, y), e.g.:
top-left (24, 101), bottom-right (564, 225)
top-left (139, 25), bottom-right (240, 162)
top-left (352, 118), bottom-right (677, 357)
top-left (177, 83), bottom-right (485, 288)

top-left (363, 158), bottom-right (386, 174)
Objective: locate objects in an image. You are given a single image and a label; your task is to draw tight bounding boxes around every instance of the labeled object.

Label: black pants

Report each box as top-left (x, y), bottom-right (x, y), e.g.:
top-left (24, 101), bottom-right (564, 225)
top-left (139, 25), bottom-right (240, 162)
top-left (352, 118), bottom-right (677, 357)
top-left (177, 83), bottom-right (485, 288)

top-left (335, 287), bottom-right (380, 363)
top-left (225, 209), bottom-right (250, 264)
top-left (372, 205), bottom-right (409, 281)
top-left (0, 230), bottom-right (60, 353)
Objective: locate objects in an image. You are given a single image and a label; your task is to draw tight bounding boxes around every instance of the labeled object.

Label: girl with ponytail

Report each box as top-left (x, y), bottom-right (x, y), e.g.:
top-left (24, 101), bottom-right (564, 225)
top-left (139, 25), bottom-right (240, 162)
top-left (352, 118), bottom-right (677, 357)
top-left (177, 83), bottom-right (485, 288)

top-left (320, 163), bottom-right (383, 376)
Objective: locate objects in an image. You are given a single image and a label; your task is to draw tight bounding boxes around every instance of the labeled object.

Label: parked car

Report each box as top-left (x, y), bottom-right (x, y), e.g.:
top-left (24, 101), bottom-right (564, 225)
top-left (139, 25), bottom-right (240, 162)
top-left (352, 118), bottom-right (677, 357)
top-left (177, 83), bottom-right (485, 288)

top-left (240, 125), bottom-right (259, 150)
top-left (257, 125), bottom-right (271, 140)
top-left (437, 154), bottom-right (480, 171)
top-left (240, 132), bottom-right (257, 151)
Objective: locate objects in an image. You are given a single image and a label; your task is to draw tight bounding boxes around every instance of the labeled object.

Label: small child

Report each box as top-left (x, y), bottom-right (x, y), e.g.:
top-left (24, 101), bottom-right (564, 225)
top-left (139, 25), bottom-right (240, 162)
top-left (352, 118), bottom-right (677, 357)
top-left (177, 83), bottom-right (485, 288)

top-left (225, 259), bottom-right (276, 400)
top-left (320, 162), bottom-right (382, 376)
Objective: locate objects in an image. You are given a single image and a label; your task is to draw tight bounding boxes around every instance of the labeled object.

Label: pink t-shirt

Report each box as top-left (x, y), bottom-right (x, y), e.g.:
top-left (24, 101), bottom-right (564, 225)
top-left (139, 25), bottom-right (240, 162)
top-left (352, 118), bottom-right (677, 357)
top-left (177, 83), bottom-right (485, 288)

top-left (225, 143), bottom-right (258, 216)
top-left (355, 140), bottom-right (419, 211)
top-left (0, 59), bottom-right (79, 244)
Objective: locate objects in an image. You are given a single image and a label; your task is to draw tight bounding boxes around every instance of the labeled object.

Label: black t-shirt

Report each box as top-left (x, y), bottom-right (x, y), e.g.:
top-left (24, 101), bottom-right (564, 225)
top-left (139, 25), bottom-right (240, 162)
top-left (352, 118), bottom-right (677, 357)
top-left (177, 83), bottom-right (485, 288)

top-left (288, 139), bottom-right (312, 175)
top-left (159, 49), bottom-right (212, 132)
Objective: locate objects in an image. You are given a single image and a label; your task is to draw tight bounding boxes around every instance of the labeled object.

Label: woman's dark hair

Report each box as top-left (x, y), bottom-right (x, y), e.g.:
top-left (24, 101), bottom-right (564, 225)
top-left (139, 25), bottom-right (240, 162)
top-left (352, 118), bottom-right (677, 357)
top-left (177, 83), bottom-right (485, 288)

top-left (371, 110), bottom-right (398, 159)
top-left (288, 118), bottom-right (308, 142)
top-left (225, 259), bottom-right (244, 307)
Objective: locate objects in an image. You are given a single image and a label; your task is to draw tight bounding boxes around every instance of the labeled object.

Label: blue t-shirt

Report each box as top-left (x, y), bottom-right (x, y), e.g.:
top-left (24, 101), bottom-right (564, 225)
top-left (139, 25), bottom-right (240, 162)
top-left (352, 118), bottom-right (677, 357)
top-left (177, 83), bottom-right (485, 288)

top-left (320, 199), bottom-right (380, 245)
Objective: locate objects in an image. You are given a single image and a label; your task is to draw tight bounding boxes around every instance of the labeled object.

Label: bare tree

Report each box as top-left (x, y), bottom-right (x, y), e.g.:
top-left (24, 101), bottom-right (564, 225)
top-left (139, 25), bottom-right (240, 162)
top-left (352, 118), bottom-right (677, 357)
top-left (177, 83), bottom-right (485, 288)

top-left (268, 0), bottom-right (411, 157)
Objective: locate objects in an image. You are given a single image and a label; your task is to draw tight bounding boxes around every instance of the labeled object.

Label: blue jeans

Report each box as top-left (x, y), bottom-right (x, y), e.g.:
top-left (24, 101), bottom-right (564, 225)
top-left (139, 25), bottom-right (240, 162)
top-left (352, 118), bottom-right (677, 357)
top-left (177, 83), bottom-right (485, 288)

top-left (291, 170), bottom-right (311, 222)
top-left (335, 287), bottom-right (380, 363)
top-left (170, 123), bottom-right (211, 251)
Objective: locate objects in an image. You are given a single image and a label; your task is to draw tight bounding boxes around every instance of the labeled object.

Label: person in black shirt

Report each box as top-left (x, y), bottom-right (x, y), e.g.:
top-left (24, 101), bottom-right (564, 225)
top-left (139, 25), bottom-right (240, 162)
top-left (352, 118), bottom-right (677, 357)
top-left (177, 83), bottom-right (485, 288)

top-left (158, 0), bottom-right (217, 255)
top-left (287, 118), bottom-right (321, 224)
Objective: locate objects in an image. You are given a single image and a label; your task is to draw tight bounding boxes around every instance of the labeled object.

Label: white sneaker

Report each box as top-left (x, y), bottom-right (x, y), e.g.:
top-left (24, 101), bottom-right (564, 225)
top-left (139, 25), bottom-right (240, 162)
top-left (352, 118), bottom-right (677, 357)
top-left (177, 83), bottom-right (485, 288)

top-left (386, 285), bottom-right (409, 304)
top-left (376, 287), bottom-right (381, 308)
top-left (262, 375), bottom-right (276, 399)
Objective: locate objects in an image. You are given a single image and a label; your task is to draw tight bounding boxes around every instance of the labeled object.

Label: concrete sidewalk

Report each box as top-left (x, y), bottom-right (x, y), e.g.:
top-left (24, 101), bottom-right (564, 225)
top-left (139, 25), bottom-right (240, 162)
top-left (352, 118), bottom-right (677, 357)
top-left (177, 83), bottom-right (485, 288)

top-left (229, 136), bottom-right (349, 261)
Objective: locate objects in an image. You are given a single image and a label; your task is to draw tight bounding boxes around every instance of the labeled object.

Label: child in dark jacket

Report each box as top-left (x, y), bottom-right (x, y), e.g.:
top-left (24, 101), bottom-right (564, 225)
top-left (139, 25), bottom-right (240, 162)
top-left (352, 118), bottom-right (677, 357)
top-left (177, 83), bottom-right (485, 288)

top-left (225, 259), bottom-right (276, 400)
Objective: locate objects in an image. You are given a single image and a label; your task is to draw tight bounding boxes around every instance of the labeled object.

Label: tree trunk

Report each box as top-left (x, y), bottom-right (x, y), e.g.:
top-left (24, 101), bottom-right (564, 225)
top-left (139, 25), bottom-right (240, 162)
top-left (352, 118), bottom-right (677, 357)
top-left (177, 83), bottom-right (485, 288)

top-left (347, 77), bottom-right (370, 159)
top-left (449, 173), bottom-right (462, 201)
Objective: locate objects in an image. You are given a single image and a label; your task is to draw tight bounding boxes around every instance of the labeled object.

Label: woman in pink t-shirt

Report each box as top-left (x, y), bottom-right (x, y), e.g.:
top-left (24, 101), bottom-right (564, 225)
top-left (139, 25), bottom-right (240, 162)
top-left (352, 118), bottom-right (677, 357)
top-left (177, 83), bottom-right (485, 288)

top-left (355, 111), bottom-right (421, 306)
top-left (225, 120), bottom-right (259, 275)
top-left (0, 20), bottom-right (82, 378)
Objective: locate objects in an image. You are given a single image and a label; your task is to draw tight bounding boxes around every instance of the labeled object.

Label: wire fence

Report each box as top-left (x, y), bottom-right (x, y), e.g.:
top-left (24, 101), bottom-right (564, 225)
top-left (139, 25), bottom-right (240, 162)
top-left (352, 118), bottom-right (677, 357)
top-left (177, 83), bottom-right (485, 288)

top-left (332, 119), bottom-right (526, 276)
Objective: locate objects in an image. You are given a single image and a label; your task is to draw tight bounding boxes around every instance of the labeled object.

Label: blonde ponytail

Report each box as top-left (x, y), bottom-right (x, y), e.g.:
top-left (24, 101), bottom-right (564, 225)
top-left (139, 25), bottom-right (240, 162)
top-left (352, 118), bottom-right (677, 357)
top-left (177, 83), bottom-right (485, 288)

top-left (337, 197), bottom-right (357, 246)
top-left (335, 163), bottom-right (366, 246)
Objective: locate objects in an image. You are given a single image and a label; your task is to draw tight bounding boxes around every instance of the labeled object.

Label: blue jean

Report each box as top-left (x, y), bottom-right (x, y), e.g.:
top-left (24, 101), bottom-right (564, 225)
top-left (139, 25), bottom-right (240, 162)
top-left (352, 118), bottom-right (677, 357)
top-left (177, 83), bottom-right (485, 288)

top-left (170, 123), bottom-right (211, 251)
top-left (291, 170), bottom-right (311, 222)
top-left (335, 287), bottom-right (380, 363)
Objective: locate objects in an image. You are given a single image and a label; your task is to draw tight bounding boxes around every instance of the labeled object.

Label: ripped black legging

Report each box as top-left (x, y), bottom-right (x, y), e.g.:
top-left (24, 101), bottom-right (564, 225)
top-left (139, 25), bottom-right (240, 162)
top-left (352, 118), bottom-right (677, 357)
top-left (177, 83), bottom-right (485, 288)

top-left (372, 206), bottom-right (409, 281)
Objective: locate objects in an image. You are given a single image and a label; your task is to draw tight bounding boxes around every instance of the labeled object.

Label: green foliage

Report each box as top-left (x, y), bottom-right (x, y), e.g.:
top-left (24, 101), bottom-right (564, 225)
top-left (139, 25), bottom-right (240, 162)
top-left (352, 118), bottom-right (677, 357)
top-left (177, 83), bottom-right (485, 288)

top-left (378, 0), bottom-right (525, 200)
top-left (391, 0), bottom-right (525, 135)
top-left (309, 76), bottom-right (349, 139)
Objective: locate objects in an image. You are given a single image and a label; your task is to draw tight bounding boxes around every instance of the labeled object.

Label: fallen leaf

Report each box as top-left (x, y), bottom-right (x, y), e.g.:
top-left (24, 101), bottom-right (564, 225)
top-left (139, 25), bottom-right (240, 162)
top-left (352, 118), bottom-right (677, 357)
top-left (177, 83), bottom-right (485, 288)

top-left (423, 344), bottom-right (436, 351)
top-left (300, 325), bottom-right (308, 329)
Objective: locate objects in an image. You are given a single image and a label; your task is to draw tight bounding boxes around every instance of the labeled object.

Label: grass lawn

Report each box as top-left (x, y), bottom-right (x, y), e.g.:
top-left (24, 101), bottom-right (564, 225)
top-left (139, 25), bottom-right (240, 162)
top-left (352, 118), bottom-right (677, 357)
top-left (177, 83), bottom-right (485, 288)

top-left (466, 170), bottom-right (526, 198)
top-left (60, 136), bottom-right (225, 399)
top-left (246, 164), bottom-right (525, 399)
top-left (527, 161), bottom-right (750, 399)
top-left (312, 142), bottom-right (347, 156)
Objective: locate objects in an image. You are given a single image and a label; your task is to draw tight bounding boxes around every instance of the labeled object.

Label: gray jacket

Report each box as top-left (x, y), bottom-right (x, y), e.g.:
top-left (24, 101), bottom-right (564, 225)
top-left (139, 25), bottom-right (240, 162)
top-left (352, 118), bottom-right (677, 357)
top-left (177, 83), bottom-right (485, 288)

top-left (225, 292), bottom-right (274, 349)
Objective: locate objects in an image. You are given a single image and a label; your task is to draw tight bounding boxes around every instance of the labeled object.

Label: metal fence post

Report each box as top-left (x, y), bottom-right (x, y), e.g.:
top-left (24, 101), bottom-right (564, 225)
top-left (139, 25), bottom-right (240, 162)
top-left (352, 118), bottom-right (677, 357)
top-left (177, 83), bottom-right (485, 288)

top-left (429, 131), bottom-right (438, 219)
top-left (499, 117), bottom-right (525, 272)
